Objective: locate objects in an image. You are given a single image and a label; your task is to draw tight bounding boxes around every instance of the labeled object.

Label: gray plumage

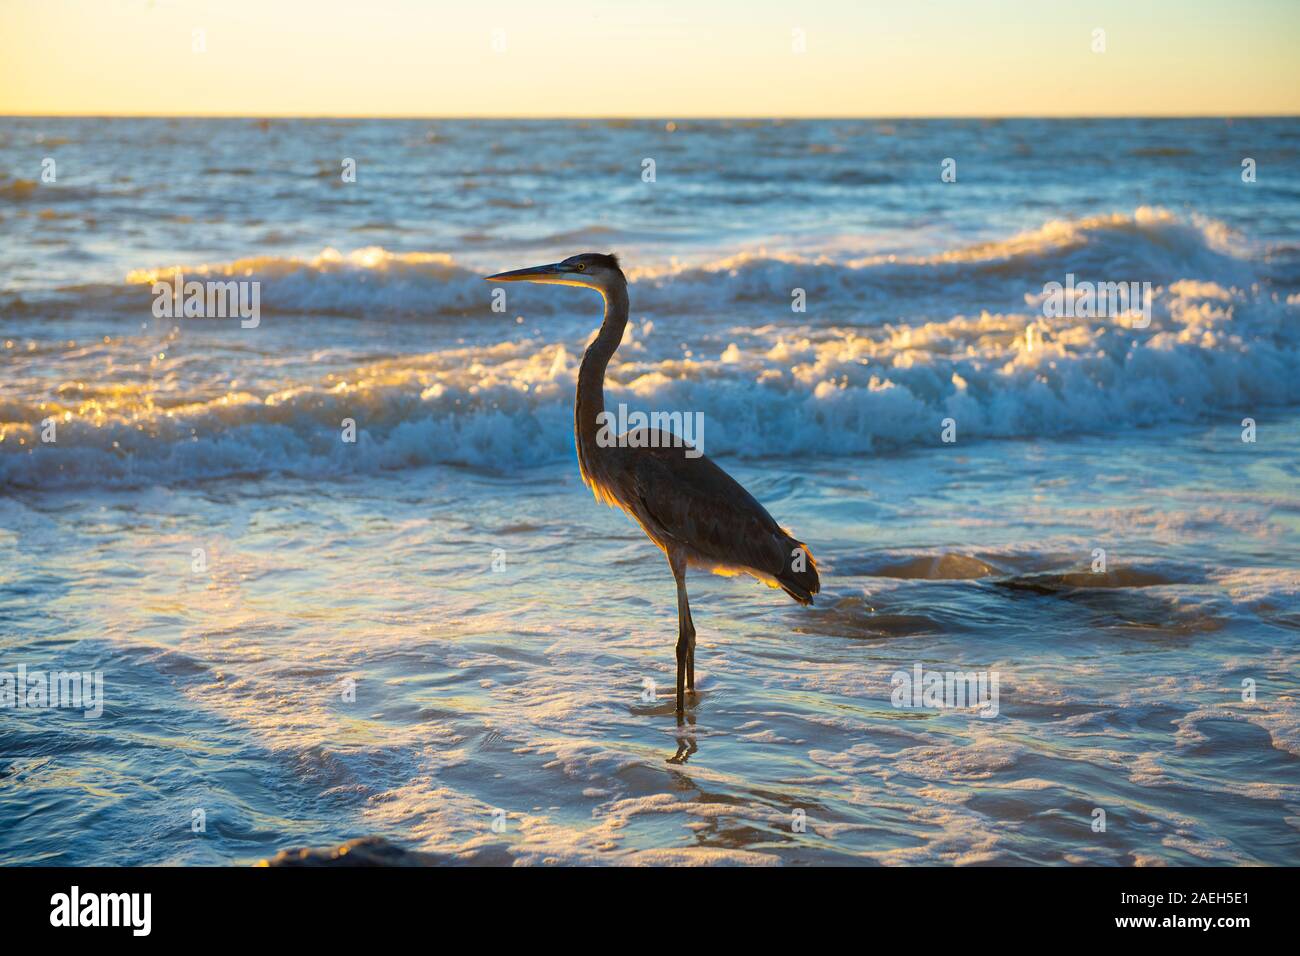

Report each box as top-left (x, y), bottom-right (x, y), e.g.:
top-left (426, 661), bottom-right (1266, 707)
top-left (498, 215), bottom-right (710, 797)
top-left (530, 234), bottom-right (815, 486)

top-left (486, 253), bottom-right (820, 717)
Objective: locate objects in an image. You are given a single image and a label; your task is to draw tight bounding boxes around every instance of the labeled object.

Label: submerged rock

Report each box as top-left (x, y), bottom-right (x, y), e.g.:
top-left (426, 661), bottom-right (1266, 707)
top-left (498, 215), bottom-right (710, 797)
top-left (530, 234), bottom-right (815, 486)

top-left (260, 836), bottom-right (450, 867)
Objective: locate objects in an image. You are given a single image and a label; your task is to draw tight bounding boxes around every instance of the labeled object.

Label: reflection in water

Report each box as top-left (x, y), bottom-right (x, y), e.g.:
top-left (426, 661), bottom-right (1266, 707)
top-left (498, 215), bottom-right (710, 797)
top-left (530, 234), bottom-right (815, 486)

top-left (670, 712), bottom-right (699, 765)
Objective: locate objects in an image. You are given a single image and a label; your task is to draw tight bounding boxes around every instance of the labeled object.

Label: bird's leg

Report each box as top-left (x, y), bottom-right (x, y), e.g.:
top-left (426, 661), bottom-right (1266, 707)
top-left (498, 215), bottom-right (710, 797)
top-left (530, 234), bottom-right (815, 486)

top-left (685, 601), bottom-right (696, 693)
top-left (671, 555), bottom-right (693, 716)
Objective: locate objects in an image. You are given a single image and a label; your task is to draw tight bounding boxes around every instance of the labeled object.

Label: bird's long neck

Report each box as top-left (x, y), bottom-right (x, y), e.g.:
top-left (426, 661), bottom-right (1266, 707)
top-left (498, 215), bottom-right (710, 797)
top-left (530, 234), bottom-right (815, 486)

top-left (575, 278), bottom-right (628, 491)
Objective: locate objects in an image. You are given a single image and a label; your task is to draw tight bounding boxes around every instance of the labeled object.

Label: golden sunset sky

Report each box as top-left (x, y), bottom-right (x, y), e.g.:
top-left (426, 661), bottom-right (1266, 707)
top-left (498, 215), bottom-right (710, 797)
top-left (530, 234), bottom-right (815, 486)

top-left (2, 0), bottom-right (1297, 117)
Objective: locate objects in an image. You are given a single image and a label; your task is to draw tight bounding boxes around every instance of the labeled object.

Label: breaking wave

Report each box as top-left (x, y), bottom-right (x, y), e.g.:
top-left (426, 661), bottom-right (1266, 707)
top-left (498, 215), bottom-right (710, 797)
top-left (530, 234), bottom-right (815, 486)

top-left (3, 208), bottom-right (1297, 488)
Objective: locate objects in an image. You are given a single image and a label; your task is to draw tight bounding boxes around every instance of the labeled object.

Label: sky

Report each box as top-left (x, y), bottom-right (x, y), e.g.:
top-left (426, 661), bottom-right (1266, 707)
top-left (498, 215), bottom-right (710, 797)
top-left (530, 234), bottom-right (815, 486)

top-left (2, 0), bottom-right (1297, 117)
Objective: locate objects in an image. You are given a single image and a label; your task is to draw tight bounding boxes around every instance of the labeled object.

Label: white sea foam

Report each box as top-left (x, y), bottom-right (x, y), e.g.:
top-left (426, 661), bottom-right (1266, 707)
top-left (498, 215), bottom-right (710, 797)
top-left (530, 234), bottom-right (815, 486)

top-left (78, 207), bottom-right (1252, 318)
top-left (3, 209), bottom-right (1295, 489)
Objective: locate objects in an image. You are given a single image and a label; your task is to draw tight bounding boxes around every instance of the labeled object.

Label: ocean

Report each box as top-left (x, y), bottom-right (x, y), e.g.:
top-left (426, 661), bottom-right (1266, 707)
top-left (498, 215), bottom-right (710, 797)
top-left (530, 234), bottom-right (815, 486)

top-left (1, 117), bottom-right (1297, 864)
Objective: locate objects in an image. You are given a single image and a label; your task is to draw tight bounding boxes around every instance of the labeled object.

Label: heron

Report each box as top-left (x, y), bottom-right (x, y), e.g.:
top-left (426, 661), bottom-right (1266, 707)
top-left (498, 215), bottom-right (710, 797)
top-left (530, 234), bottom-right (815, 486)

top-left (485, 253), bottom-right (820, 717)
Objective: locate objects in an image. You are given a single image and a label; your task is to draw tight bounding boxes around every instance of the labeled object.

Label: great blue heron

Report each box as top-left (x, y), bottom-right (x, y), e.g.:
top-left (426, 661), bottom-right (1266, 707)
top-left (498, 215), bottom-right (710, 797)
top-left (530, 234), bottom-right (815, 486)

top-left (485, 253), bottom-right (820, 717)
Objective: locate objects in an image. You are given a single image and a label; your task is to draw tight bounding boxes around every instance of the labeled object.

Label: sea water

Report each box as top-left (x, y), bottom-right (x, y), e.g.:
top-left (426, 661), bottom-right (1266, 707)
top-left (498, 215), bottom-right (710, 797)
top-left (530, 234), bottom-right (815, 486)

top-left (1, 118), bottom-right (1297, 864)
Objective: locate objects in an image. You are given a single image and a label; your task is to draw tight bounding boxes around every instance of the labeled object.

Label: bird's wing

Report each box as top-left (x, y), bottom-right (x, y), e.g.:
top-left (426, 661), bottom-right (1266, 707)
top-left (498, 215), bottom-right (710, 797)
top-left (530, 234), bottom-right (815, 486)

top-left (625, 441), bottom-right (792, 577)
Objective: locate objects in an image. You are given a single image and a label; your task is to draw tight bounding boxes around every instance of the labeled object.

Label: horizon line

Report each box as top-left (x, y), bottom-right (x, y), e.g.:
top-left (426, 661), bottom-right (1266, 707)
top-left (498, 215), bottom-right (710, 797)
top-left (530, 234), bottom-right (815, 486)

top-left (4, 112), bottom-right (1298, 121)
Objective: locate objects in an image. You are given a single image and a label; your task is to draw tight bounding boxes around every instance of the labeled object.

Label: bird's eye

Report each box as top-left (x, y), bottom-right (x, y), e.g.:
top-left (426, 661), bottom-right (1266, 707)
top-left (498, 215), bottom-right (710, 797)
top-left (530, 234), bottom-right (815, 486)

top-left (575, 263), bottom-right (586, 272)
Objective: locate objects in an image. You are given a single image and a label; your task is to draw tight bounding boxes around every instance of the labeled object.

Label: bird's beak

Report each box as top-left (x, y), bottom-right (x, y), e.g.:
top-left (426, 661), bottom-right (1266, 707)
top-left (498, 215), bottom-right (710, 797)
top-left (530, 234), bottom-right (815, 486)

top-left (483, 262), bottom-right (567, 283)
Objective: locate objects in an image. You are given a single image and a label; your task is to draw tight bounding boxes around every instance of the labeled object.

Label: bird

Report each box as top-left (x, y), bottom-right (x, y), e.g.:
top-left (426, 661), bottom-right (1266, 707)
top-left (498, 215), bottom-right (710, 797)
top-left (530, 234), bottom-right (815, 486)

top-left (485, 253), bottom-right (820, 718)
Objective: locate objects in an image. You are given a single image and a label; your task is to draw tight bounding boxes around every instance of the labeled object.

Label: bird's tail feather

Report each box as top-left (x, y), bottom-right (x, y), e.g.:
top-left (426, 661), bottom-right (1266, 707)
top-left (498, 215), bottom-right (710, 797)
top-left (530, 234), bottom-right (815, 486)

top-left (776, 538), bottom-right (820, 606)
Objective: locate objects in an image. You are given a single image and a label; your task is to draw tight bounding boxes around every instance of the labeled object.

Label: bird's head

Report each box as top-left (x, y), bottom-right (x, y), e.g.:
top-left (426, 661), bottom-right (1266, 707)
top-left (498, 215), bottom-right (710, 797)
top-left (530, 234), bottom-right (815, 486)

top-left (484, 252), bottom-right (624, 293)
